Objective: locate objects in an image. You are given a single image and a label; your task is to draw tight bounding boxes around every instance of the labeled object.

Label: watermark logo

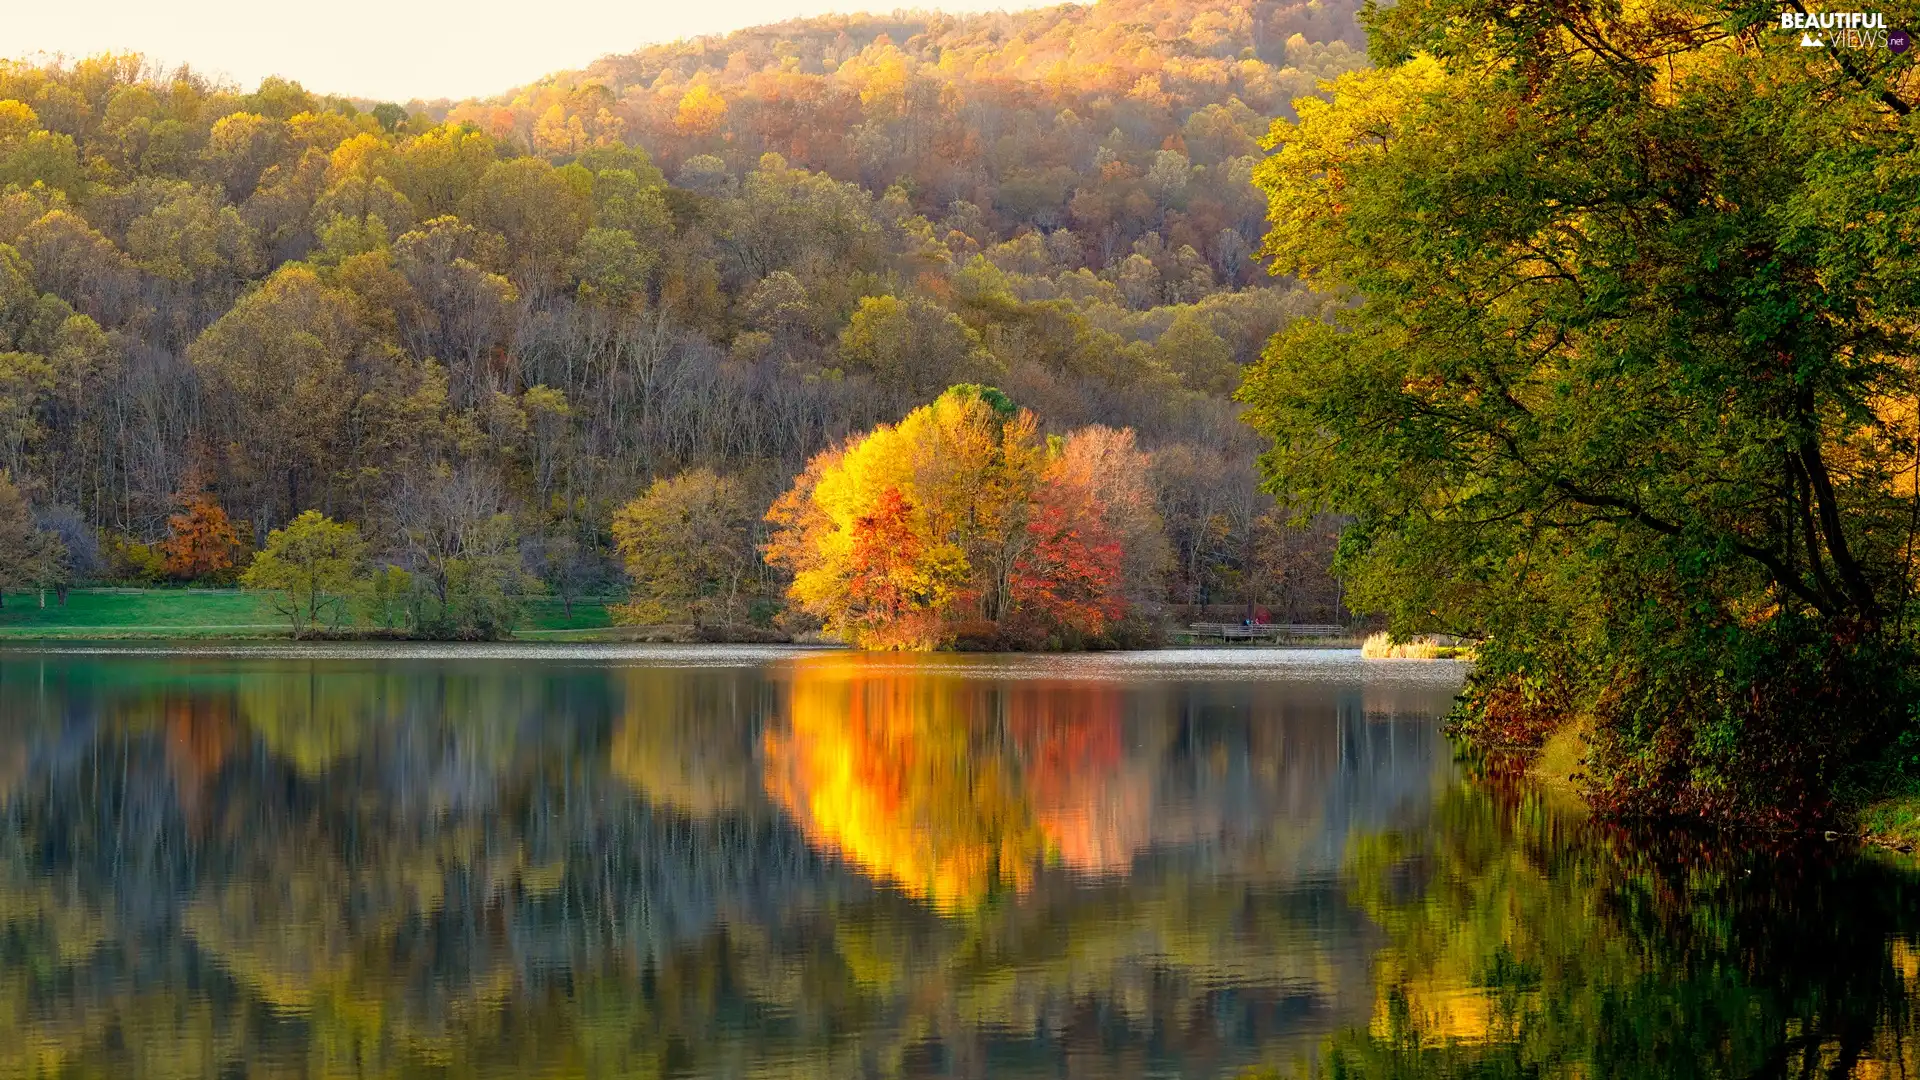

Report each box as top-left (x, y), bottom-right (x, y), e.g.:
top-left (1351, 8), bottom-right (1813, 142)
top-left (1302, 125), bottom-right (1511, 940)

top-left (1779, 11), bottom-right (1910, 51)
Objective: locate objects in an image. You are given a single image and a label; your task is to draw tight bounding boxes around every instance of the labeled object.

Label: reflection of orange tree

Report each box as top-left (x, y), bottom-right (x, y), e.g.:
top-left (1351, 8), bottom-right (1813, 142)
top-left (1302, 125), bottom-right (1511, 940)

top-left (162, 694), bottom-right (239, 820)
top-left (765, 657), bottom-right (1151, 907)
top-left (1007, 684), bottom-right (1153, 875)
top-left (765, 655), bottom-right (1052, 909)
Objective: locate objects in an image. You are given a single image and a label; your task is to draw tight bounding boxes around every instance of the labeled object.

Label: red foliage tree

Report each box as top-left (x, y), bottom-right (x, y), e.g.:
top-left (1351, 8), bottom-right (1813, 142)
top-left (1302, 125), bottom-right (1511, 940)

top-left (1012, 476), bottom-right (1123, 639)
top-left (845, 486), bottom-right (924, 628)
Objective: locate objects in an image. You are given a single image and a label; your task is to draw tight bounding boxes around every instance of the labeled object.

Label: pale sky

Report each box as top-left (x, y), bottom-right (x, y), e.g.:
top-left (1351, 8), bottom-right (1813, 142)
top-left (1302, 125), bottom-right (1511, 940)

top-left (2, 0), bottom-right (1058, 104)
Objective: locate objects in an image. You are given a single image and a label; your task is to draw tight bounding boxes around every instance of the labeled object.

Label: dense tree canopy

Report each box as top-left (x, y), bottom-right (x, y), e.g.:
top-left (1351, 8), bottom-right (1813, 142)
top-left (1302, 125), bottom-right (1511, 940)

top-left (1242, 0), bottom-right (1920, 822)
top-left (0, 2), bottom-right (1359, 633)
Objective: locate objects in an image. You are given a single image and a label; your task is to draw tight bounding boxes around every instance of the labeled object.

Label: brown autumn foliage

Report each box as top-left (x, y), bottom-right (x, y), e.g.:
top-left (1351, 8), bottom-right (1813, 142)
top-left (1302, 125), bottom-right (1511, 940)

top-left (162, 488), bottom-right (239, 581)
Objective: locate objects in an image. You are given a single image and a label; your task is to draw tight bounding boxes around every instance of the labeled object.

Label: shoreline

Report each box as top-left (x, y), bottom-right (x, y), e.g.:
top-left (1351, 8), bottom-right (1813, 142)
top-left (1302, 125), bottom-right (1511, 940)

top-left (0, 622), bottom-right (1459, 645)
top-left (1509, 715), bottom-right (1918, 855)
top-left (0, 590), bottom-right (1402, 649)
top-left (1855, 797), bottom-right (1920, 855)
top-left (0, 627), bottom-right (1401, 649)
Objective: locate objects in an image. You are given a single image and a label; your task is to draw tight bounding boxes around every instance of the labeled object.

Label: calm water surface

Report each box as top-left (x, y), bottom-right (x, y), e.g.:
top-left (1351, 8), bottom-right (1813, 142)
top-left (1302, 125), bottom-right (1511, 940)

top-left (0, 645), bottom-right (1916, 1078)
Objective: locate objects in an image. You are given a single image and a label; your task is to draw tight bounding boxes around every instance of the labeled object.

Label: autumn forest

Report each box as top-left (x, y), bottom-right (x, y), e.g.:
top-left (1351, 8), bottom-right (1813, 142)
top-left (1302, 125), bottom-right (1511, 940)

top-left (0, 0), bottom-right (1368, 642)
top-left (10, 12), bottom-right (1920, 1076)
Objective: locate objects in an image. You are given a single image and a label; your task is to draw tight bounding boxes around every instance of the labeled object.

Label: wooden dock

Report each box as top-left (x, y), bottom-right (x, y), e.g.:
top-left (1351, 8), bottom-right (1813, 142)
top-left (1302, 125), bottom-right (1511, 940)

top-left (1186, 622), bottom-right (1348, 642)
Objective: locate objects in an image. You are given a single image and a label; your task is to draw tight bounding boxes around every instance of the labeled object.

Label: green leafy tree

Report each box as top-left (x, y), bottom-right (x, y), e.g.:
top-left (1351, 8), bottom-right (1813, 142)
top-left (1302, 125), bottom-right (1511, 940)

top-left (240, 510), bottom-right (368, 638)
top-left (1240, 3), bottom-right (1920, 823)
top-left (1152, 309), bottom-right (1235, 395)
top-left (370, 103), bottom-right (407, 132)
top-left (355, 563), bottom-right (413, 631)
top-left (21, 518), bottom-right (68, 607)
top-left (433, 512), bottom-right (538, 639)
top-left (571, 227), bottom-right (653, 309)
top-left (838, 294), bottom-right (995, 398)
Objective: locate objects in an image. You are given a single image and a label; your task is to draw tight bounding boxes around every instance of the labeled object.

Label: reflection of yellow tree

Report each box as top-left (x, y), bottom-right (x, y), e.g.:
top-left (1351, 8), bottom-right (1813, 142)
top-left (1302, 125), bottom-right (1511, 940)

top-left (237, 669), bottom-right (380, 776)
top-left (765, 655), bottom-right (1048, 910)
top-left (612, 669), bottom-right (754, 814)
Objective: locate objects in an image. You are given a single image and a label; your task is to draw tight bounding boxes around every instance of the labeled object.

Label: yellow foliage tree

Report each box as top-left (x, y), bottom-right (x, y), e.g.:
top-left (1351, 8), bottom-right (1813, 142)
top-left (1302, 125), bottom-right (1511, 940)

top-left (611, 467), bottom-right (758, 626)
top-left (767, 384), bottom-right (1036, 649)
top-left (673, 84), bottom-right (729, 137)
top-left (768, 385), bottom-right (1156, 650)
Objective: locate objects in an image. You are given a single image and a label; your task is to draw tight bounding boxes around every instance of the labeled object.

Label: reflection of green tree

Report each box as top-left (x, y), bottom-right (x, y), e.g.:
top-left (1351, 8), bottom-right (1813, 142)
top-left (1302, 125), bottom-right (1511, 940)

top-left (1271, 782), bottom-right (1920, 1078)
top-left (238, 672), bottom-right (378, 775)
top-left (239, 662), bottom-right (586, 777)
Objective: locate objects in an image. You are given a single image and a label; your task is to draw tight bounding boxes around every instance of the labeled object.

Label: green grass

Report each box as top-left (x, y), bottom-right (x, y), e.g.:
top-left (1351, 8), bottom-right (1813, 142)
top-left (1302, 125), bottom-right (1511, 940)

top-left (1857, 795), bottom-right (1920, 852)
top-left (514, 597), bottom-right (623, 634)
top-left (0, 588), bottom-right (622, 640)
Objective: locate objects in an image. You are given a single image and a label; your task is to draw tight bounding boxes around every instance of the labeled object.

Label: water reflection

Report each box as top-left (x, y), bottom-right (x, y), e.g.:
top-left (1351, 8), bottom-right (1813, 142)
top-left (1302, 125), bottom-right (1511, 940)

top-left (1311, 777), bottom-right (1920, 1079)
top-left (0, 646), bottom-right (1912, 1078)
top-left (766, 655), bottom-right (1055, 907)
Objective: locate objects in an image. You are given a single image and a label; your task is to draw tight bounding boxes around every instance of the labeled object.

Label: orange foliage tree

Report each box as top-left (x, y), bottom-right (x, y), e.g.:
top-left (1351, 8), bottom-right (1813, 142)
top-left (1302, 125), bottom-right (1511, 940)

top-left (162, 487), bottom-right (240, 581)
top-left (766, 385), bottom-right (1163, 649)
top-left (844, 486), bottom-right (937, 646)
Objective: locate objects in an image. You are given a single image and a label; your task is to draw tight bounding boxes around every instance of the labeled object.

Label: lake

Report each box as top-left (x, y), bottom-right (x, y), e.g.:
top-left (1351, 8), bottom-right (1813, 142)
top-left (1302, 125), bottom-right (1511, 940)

top-left (0, 644), bottom-right (1915, 1078)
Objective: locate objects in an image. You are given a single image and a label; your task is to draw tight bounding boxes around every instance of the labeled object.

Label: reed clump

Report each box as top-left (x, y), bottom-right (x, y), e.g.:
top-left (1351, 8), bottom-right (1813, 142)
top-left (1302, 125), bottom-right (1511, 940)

top-left (1361, 632), bottom-right (1475, 660)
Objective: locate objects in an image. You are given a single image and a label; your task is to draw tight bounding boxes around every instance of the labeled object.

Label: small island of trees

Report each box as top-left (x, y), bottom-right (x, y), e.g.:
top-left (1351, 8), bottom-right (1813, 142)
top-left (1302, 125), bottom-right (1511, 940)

top-left (766, 384), bottom-right (1165, 650)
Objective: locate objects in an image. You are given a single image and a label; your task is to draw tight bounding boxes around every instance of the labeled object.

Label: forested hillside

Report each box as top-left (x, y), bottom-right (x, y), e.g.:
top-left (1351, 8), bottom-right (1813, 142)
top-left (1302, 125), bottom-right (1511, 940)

top-left (0, 0), bottom-right (1366, 633)
top-left (434, 0), bottom-right (1366, 278)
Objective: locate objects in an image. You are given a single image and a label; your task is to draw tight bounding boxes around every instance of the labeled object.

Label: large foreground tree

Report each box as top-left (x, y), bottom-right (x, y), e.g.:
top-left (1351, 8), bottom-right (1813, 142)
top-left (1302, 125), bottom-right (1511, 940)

top-left (1242, 1), bottom-right (1920, 824)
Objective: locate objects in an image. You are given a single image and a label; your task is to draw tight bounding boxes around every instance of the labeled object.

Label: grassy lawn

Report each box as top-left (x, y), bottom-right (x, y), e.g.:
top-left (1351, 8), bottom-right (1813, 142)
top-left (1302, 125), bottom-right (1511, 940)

top-left (0, 589), bottom-right (622, 640)
top-left (1857, 795), bottom-right (1920, 852)
top-left (516, 597), bottom-right (622, 634)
